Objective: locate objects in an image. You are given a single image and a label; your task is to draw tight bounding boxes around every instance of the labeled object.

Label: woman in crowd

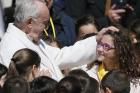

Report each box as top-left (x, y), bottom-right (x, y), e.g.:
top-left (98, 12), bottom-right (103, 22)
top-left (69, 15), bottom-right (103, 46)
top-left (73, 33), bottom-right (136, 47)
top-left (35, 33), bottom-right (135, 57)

top-left (6, 48), bottom-right (41, 82)
top-left (96, 28), bottom-right (140, 93)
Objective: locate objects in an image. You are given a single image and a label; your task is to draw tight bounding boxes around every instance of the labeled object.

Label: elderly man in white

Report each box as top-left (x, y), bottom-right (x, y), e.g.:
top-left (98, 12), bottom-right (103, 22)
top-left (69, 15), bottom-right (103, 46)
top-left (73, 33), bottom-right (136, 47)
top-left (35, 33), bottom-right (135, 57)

top-left (0, 0), bottom-right (118, 81)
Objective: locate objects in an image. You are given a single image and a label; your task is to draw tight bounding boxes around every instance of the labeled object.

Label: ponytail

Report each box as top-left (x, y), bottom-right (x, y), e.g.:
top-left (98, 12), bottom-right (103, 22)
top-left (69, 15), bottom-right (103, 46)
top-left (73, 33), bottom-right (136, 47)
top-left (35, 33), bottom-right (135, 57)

top-left (6, 58), bottom-right (19, 79)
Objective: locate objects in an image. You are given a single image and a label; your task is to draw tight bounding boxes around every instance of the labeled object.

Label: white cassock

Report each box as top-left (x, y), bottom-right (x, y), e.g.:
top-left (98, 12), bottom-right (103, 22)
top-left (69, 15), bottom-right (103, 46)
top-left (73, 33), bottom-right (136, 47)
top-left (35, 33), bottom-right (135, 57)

top-left (0, 23), bottom-right (97, 81)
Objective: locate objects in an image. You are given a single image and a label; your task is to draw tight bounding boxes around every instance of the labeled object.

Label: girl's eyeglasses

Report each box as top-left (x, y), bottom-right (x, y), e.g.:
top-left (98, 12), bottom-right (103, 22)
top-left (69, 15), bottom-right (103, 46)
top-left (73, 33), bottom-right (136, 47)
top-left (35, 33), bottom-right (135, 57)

top-left (97, 41), bottom-right (115, 51)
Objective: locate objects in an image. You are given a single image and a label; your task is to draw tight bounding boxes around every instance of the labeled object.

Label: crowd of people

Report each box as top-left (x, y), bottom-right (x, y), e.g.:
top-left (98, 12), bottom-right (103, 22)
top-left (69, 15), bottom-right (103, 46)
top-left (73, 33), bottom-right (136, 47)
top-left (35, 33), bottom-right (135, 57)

top-left (0, 0), bottom-right (140, 93)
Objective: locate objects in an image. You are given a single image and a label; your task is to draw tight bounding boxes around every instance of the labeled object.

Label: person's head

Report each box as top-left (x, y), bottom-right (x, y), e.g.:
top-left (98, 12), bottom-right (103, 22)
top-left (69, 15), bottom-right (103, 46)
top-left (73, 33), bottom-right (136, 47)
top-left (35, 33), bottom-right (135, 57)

top-left (54, 76), bottom-right (82, 93)
top-left (7, 48), bottom-right (41, 82)
top-left (78, 76), bottom-right (99, 93)
top-left (0, 63), bottom-right (8, 87)
top-left (97, 31), bottom-right (117, 70)
top-left (87, 77), bottom-right (99, 93)
top-left (129, 19), bottom-right (140, 43)
top-left (68, 69), bottom-right (99, 93)
top-left (14, 0), bottom-right (50, 43)
top-left (68, 69), bottom-right (90, 92)
top-left (3, 76), bottom-right (30, 93)
top-left (96, 28), bottom-right (140, 83)
top-left (68, 69), bottom-right (90, 79)
top-left (75, 15), bottom-right (98, 40)
top-left (30, 76), bottom-right (57, 93)
top-left (100, 70), bottom-right (130, 93)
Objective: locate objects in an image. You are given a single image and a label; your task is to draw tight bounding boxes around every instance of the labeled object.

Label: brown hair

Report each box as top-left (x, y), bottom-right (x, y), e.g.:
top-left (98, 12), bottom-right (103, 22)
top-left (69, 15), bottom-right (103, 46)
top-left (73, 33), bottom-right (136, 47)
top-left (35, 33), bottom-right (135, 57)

top-left (104, 29), bottom-right (140, 84)
top-left (6, 48), bottom-right (41, 79)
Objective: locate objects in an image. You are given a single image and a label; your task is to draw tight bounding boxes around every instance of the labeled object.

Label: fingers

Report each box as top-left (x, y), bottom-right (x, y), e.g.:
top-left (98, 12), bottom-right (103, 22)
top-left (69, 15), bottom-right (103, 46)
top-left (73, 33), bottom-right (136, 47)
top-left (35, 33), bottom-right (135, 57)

top-left (113, 16), bottom-right (121, 22)
top-left (109, 10), bottom-right (125, 22)
top-left (113, 9), bottom-right (125, 14)
top-left (111, 4), bottom-right (116, 9)
top-left (99, 26), bottom-right (119, 34)
top-left (96, 26), bottom-right (119, 41)
top-left (105, 26), bottom-right (119, 32)
top-left (110, 9), bottom-right (125, 18)
top-left (126, 4), bottom-right (134, 11)
top-left (37, 68), bottom-right (52, 77)
top-left (108, 4), bottom-right (126, 23)
top-left (111, 4), bottom-right (126, 13)
top-left (111, 13), bottom-right (121, 22)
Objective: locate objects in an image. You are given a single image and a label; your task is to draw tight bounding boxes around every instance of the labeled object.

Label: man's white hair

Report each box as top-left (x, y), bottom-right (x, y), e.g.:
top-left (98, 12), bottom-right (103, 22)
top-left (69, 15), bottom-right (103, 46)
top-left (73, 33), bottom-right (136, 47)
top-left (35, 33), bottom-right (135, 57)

top-left (14, 0), bottom-right (40, 23)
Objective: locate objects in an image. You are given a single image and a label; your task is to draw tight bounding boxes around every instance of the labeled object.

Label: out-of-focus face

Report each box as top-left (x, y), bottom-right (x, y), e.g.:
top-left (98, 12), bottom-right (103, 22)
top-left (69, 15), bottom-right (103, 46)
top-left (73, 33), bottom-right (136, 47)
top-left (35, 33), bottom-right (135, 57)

top-left (78, 24), bottom-right (98, 39)
top-left (97, 35), bottom-right (115, 62)
top-left (28, 2), bottom-right (50, 43)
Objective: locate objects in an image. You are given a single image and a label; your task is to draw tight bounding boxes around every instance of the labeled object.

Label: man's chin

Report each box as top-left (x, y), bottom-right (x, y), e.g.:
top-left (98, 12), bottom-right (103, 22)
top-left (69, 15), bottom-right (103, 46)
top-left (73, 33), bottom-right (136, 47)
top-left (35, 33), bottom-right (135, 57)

top-left (32, 37), bottom-right (40, 44)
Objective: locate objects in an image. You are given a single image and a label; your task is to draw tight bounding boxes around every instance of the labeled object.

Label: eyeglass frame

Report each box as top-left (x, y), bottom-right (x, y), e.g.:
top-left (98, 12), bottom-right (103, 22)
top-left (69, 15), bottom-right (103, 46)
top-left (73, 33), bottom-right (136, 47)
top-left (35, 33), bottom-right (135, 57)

top-left (97, 41), bottom-right (115, 51)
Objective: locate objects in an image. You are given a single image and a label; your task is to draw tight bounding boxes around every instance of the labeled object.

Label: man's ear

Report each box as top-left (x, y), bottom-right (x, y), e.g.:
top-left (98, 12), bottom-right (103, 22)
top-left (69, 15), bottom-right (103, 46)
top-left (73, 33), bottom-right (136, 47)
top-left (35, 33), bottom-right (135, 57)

top-left (105, 87), bottom-right (112, 93)
top-left (26, 17), bottom-right (33, 29)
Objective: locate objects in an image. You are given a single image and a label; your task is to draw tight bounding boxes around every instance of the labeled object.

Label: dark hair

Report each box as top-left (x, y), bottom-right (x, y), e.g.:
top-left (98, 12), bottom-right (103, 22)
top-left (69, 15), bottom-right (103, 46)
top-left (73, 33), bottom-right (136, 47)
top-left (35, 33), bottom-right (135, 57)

top-left (79, 77), bottom-right (99, 93)
top-left (54, 76), bottom-right (82, 93)
top-left (0, 63), bottom-right (8, 78)
top-left (7, 48), bottom-right (41, 79)
top-left (103, 30), bottom-right (140, 84)
top-left (68, 69), bottom-right (89, 79)
top-left (3, 76), bottom-right (30, 93)
top-left (68, 69), bottom-right (99, 93)
top-left (86, 77), bottom-right (99, 93)
top-left (75, 15), bottom-right (98, 36)
top-left (30, 76), bottom-right (57, 93)
top-left (101, 70), bottom-right (130, 93)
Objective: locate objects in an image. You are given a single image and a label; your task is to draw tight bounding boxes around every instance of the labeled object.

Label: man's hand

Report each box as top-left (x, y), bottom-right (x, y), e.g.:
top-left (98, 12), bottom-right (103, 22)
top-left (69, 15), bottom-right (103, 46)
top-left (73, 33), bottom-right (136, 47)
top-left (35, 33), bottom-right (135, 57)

top-left (35, 68), bottom-right (52, 78)
top-left (96, 26), bottom-right (119, 42)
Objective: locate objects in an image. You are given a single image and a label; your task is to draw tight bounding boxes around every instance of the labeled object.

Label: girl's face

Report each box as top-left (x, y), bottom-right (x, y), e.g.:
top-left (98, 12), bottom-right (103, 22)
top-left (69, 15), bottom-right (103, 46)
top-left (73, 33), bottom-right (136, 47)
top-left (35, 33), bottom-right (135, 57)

top-left (97, 35), bottom-right (116, 62)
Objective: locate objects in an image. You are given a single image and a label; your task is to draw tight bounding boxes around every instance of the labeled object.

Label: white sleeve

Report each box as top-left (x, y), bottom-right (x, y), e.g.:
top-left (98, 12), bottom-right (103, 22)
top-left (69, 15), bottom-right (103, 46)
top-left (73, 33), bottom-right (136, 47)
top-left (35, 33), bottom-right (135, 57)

top-left (55, 36), bottom-right (97, 69)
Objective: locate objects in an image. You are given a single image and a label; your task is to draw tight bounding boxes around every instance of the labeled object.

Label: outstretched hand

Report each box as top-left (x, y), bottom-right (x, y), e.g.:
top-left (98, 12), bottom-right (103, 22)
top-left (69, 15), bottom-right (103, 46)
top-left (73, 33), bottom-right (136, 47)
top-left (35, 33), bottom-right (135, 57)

top-left (35, 68), bottom-right (52, 78)
top-left (96, 26), bottom-right (119, 42)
